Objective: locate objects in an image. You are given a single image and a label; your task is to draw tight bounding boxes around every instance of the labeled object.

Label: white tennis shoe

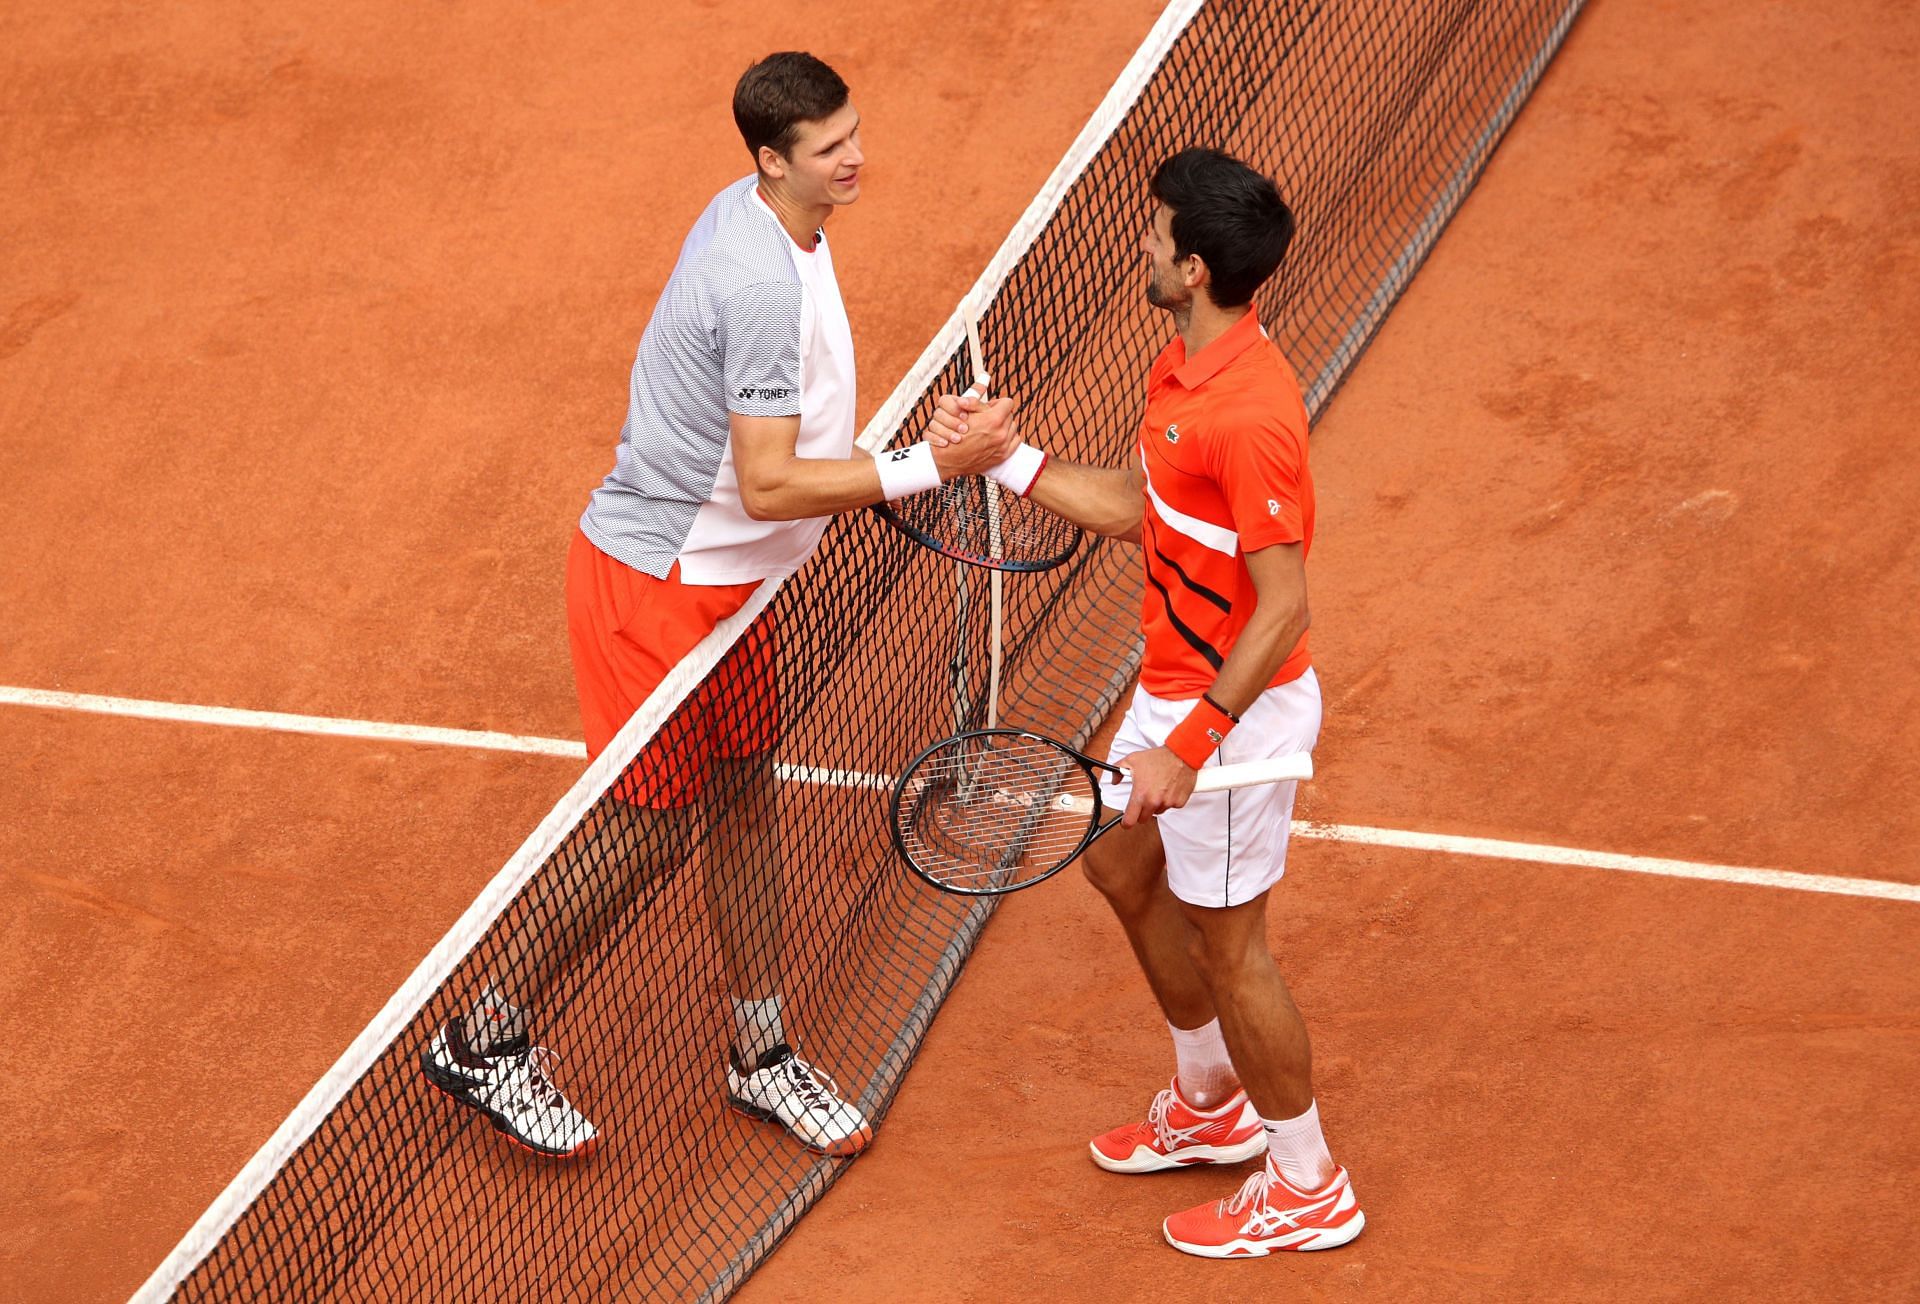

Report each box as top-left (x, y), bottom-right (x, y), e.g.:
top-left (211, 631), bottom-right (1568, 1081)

top-left (422, 1017), bottom-right (598, 1159)
top-left (727, 1044), bottom-right (873, 1157)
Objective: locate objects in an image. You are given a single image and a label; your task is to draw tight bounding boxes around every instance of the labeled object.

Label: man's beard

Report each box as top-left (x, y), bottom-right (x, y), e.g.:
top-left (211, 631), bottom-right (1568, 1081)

top-left (1145, 269), bottom-right (1181, 309)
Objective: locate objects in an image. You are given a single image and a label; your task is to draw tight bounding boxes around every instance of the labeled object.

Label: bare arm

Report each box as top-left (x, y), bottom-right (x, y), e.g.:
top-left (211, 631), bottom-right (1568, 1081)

top-left (1024, 454), bottom-right (1147, 542)
top-left (1193, 540), bottom-right (1307, 717)
top-left (732, 402), bottom-right (1019, 522)
top-left (930, 393), bottom-right (1146, 540)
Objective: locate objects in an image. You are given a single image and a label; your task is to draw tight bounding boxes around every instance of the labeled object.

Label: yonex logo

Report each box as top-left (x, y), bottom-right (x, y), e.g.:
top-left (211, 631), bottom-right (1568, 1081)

top-left (888, 449), bottom-right (913, 462)
top-left (1164, 424), bottom-right (1180, 443)
top-left (737, 385), bottom-right (794, 401)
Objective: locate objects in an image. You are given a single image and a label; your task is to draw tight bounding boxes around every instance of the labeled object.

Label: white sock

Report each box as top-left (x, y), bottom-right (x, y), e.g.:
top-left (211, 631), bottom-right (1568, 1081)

top-left (1168, 1018), bottom-right (1238, 1108)
top-left (1262, 1101), bottom-right (1336, 1192)
top-left (732, 995), bottom-right (786, 1071)
top-left (467, 984), bottom-right (526, 1055)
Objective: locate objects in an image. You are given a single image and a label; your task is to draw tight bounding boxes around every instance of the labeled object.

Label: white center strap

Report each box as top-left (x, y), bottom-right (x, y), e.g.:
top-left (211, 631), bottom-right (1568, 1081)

top-left (874, 442), bottom-right (942, 500)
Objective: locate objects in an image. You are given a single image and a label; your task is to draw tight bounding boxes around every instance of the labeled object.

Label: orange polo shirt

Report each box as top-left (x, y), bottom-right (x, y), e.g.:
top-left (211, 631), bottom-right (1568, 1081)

top-left (1135, 308), bottom-right (1314, 699)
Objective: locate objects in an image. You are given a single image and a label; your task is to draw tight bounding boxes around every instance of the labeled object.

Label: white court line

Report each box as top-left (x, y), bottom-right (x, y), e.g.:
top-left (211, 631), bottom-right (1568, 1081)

top-left (5, 683), bottom-right (1913, 904)
top-left (0, 684), bottom-right (588, 758)
top-left (1293, 822), bottom-right (1920, 904)
top-left (3, 687), bottom-right (918, 793)
top-left (774, 763), bottom-right (894, 793)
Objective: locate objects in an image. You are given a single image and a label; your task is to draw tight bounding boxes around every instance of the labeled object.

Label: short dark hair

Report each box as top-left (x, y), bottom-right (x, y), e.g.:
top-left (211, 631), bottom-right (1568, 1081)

top-left (733, 52), bottom-right (850, 162)
top-left (1149, 148), bottom-right (1296, 308)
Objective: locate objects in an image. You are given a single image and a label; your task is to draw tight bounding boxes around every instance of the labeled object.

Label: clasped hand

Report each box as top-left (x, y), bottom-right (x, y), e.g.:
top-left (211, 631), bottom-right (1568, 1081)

top-left (927, 391), bottom-right (1020, 472)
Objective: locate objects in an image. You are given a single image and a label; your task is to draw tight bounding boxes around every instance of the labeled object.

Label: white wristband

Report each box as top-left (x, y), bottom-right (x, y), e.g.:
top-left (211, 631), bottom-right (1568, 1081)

top-left (985, 442), bottom-right (1048, 497)
top-left (874, 442), bottom-right (943, 501)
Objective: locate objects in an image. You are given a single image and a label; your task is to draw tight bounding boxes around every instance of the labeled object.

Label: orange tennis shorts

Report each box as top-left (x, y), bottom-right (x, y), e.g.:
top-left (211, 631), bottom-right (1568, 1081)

top-left (565, 527), bottom-right (778, 808)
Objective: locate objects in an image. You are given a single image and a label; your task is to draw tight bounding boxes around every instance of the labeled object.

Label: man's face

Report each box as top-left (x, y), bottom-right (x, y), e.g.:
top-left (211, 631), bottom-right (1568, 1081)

top-left (771, 104), bottom-right (865, 208)
top-left (1141, 202), bottom-right (1190, 311)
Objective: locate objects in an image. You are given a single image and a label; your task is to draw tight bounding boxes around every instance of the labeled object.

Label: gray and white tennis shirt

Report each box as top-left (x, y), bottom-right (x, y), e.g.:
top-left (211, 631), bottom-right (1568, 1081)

top-left (581, 175), bottom-right (857, 584)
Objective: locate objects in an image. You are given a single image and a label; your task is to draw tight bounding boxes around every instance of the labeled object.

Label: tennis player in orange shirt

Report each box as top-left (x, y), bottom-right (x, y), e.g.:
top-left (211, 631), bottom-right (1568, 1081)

top-left (940, 147), bottom-right (1363, 1257)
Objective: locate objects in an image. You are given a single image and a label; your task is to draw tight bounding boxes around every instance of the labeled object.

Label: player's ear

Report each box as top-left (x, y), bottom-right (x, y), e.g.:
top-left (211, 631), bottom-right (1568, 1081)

top-left (1182, 252), bottom-right (1209, 293)
top-left (757, 144), bottom-right (788, 180)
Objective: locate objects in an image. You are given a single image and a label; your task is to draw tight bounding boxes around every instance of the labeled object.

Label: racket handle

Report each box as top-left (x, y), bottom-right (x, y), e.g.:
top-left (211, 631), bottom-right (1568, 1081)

top-left (1048, 751), bottom-right (1313, 815)
top-left (1193, 752), bottom-right (1313, 793)
top-left (963, 306), bottom-right (989, 397)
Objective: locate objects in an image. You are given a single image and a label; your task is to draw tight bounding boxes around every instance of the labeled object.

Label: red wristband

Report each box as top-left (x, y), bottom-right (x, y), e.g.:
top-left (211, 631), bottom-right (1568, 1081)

top-left (1019, 450), bottom-right (1050, 497)
top-left (1165, 697), bottom-right (1237, 769)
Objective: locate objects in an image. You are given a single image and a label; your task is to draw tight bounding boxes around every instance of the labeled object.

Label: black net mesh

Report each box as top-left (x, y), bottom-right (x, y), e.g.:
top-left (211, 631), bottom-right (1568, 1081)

top-left (157, 2), bottom-right (1583, 1299)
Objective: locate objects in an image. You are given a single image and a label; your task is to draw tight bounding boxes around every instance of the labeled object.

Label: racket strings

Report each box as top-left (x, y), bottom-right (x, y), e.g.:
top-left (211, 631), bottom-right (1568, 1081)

top-left (894, 735), bottom-right (1096, 888)
top-left (893, 477), bottom-right (1079, 570)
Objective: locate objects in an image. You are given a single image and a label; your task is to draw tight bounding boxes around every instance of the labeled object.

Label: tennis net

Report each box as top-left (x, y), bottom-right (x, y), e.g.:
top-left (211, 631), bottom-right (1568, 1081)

top-left (135, 1), bottom-right (1584, 1299)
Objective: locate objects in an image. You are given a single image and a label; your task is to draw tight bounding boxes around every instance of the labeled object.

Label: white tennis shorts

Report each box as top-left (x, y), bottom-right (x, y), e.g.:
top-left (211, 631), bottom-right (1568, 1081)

top-left (1098, 668), bottom-right (1322, 908)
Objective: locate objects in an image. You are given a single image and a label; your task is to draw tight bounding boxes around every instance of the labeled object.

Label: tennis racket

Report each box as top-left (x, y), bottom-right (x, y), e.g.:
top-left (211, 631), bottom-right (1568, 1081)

top-left (870, 303), bottom-right (1082, 572)
top-left (889, 728), bottom-right (1313, 896)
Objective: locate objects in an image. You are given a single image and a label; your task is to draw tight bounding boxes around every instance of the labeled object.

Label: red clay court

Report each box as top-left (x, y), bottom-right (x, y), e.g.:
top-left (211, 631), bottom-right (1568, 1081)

top-left (4, 0), bottom-right (1917, 1300)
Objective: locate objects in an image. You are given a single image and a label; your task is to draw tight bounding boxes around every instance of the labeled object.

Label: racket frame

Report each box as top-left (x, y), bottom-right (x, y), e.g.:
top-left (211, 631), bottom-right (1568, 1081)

top-left (888, 728), bottom-right (1315, 897)
top-left (888, 728), bottom-right (1114, 897)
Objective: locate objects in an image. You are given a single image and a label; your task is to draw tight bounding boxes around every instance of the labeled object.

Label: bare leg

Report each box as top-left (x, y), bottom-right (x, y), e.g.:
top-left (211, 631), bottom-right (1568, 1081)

top-left (1081, 820), bottom-right (1220, 1037)
top-left (704, 753), bottom-right (783, 1003)
top-left (700, 750), bottom-right (871, 1152)
top-left (1178, 892), bottom-right (1312, 1120)
top-left (477, 799), bottom-right (696, 1040)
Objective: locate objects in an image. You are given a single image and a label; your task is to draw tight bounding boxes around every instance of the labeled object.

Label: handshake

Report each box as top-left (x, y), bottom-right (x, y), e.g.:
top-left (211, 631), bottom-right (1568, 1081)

top-left (922, 388), bottom-right (1048, 498)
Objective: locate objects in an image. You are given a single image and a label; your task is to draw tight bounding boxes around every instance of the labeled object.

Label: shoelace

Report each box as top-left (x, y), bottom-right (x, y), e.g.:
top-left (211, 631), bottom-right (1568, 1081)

top-left (1145, 1087), bottom-right (1216, 1151)
top-left (1225, 1167), bottom-right (1340, 1236)
top-left (511, 1046), bottom-right (572, 1112)
top-left (774, 1055), bottom-right (847, 1116)
top-left (1225, 1166), bottom-right (1275, 1217)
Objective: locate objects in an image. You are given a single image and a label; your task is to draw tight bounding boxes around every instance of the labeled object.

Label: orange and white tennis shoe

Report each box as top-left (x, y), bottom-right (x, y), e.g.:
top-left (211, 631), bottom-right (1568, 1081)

top-left (1162, 1163), bottom-right (1365, 1257)
top-left (1089, 1080), bottom-right (1265, 1174)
